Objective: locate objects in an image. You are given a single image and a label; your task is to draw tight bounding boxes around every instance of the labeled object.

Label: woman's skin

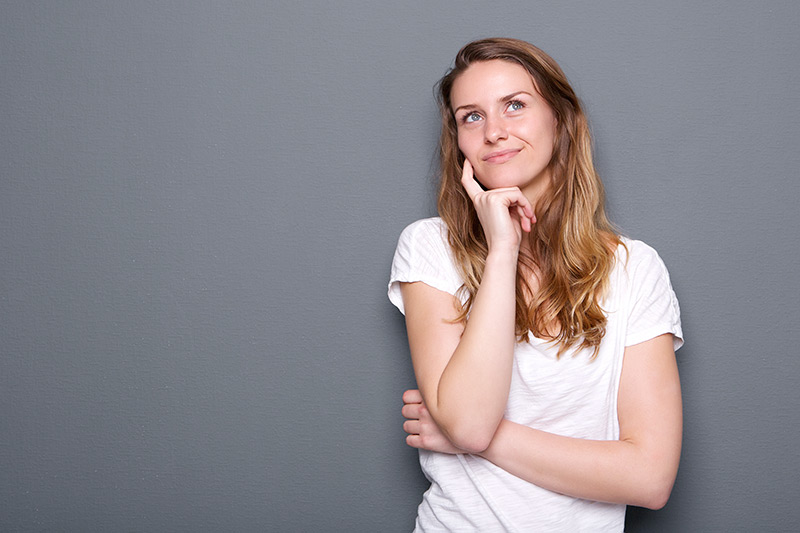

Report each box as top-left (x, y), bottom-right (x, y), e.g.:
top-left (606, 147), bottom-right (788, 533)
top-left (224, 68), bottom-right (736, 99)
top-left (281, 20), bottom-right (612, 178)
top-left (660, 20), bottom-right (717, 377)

top-left (399, 59), bottom-right (682, 510)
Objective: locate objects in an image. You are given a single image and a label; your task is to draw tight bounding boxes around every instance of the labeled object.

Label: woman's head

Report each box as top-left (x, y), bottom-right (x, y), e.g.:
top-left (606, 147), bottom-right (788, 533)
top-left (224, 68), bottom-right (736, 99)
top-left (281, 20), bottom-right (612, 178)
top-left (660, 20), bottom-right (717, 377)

top-left (437, 38), bottom-right (592, 218)
top-left (448, 59), bottom-right (558, 202)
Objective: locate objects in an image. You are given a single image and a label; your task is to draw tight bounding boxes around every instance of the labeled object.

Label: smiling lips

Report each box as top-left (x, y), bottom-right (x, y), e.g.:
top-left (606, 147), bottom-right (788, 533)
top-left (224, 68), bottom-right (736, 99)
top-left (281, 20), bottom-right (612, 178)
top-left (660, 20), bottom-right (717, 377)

top-left (482, 148), bottom-right (522, 164)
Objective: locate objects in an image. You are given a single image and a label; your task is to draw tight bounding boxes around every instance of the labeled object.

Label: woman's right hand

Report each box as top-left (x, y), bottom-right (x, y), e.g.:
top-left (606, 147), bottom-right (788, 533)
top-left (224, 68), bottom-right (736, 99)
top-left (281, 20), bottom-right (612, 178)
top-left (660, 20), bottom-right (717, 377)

top-left (461, 159), bottom-right (536, 253)
top-left (402, 389), bottom-right (465, 455)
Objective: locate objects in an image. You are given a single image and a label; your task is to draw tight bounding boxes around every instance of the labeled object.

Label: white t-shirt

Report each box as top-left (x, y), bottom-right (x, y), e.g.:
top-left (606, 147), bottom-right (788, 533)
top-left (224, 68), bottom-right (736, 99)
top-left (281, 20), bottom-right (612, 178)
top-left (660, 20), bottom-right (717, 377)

top-left (388, 217), bottom-right (683, 533)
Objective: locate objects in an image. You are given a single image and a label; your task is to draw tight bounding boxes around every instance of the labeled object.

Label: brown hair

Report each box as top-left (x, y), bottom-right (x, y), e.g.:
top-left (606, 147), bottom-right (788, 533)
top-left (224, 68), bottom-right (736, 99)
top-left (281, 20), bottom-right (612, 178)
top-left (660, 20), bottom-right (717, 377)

top-left (436, 38), bottom-right (622, 357)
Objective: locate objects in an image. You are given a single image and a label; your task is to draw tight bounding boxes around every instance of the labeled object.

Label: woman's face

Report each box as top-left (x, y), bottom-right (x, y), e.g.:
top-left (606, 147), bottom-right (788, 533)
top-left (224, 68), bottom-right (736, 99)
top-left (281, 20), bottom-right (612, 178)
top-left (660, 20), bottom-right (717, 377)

top-left (450, 60), bottom-right (557, 203)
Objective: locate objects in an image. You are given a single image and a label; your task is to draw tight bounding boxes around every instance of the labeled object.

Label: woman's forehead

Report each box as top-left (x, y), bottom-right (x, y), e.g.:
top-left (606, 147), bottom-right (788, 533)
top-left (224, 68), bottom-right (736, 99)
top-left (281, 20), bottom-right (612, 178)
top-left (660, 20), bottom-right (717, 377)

top-left (450, 60), bottom-right (539, 108)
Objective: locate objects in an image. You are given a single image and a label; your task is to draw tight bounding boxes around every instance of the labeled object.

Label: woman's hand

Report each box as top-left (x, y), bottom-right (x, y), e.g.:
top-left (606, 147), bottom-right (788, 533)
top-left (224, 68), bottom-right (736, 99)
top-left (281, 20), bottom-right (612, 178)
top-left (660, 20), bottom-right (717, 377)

top-left (402, 389), bottom-right (465, 454)
top-left (461, 159), bottom-right (536, 252)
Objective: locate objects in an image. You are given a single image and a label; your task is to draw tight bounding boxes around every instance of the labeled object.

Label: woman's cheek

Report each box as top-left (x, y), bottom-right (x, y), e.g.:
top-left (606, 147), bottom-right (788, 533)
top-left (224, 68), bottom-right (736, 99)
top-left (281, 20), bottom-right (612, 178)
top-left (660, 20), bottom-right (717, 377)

top-left (457, 134), bottom-right (476, 162)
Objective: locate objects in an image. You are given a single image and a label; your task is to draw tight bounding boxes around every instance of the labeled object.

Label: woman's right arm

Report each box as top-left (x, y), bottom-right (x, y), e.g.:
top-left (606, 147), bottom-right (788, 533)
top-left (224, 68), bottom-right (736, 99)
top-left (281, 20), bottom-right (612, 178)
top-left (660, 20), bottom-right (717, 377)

top-left (401, 161), bottom-right (534, 453)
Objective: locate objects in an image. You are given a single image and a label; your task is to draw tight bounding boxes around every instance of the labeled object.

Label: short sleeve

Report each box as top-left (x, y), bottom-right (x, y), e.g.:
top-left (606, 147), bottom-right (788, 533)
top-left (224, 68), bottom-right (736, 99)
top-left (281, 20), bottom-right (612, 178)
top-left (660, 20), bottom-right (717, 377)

top-left (624, 240), bottom-right (684, 350)
top-left (388, 218), bottom-right (463, 315)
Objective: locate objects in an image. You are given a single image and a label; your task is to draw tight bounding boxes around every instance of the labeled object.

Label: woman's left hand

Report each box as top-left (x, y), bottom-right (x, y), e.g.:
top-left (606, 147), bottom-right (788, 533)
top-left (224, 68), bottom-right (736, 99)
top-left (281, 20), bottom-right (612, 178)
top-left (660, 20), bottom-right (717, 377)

top-left (402, 389), bottom-right (466, 454)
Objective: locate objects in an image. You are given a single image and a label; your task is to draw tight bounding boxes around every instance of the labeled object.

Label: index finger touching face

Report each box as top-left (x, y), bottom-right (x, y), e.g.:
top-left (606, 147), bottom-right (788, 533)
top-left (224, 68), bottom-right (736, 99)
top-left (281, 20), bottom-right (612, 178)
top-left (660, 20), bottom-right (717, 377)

top-left (460, 159), bottom-right (483, 199)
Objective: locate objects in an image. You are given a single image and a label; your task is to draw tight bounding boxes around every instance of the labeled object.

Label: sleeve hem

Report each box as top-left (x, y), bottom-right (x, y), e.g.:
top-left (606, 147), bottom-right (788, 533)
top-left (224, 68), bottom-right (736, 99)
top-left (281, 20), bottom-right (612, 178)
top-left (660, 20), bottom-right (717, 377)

top-left (626, 324), bottom-right (684, 351)
top-left (388, 276), bottom-right (461, 315)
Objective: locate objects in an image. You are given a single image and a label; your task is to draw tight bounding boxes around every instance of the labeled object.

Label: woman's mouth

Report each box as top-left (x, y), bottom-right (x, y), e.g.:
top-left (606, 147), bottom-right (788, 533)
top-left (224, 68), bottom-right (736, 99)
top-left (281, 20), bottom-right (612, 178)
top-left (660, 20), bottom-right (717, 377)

top-left (482, 148), bottom-right (521, 164)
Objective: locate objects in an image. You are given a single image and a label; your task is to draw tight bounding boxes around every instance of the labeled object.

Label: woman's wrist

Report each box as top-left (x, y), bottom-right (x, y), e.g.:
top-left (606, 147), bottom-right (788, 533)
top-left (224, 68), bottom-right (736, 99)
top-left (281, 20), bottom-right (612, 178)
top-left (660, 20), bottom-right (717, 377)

top-left (485, 247), bottom-right (520, 270)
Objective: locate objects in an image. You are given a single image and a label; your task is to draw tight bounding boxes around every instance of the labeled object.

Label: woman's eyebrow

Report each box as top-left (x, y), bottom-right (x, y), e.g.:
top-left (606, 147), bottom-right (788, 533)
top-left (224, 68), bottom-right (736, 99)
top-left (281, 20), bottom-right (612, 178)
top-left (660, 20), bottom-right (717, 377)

top-left (453, 91), bottom-right (534, 114)
top-left (500, 91), bottom-right (533, 102)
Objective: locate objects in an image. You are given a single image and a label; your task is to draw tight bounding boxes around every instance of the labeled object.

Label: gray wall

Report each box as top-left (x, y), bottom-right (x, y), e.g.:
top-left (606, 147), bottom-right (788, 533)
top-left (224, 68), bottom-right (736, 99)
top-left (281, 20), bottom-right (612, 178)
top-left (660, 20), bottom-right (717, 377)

top-left (2, 1), bottom-right (798, 531)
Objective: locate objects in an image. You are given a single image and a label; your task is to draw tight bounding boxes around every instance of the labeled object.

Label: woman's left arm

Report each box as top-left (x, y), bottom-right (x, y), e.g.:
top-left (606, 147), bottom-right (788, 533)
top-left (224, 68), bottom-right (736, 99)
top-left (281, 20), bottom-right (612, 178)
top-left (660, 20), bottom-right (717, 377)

top-left (402, 333), bottom-right (682, 509)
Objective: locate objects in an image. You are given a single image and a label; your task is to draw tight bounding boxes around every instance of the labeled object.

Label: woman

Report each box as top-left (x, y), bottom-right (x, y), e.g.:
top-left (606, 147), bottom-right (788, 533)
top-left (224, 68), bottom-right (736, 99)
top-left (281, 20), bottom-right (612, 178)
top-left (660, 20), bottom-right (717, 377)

top-left (388, 38), bottom-right (683, 531)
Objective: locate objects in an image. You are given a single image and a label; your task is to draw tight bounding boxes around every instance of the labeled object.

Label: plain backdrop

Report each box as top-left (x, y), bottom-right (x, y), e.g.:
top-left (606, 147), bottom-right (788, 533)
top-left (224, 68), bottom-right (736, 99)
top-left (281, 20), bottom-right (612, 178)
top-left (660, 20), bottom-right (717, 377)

top-left (2, 1), bottom-right (799, 531)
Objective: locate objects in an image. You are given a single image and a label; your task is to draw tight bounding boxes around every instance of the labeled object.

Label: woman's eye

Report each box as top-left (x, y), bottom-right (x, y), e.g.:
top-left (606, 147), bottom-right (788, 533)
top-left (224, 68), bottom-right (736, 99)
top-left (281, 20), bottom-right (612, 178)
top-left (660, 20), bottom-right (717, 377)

top-left (508, 100), bottom-right (524, 112)
top-left (464, 112), bottom-right (482, 123)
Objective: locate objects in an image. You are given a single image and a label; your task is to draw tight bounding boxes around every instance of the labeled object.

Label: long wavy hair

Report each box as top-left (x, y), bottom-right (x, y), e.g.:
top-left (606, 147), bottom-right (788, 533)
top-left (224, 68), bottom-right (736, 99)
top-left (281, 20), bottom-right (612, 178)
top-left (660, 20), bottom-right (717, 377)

top-left (437, 38), bottom-right (622, 357)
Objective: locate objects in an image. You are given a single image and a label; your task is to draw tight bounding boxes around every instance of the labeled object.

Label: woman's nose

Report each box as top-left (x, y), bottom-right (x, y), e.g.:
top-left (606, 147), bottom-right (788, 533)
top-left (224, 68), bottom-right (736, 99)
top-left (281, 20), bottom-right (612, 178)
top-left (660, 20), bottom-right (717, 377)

top-left (484, 116), bottom-right (508, 143)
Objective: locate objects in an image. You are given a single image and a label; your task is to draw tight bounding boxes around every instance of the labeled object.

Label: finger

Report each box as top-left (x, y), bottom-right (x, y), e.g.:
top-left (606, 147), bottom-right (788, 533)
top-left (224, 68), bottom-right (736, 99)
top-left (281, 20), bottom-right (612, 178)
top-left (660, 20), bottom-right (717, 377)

top-left (483, 186), bottom-right (533, 215)
top-left (402, 403), bottom-right (422, 419)
top-left (402, 389), bottom-right (423, 403)
top-left (460, 160), bottom-right (484, 200)
top-left (512, 192), bottom-right (534, 218)
top-left (492, 186), bottom-right (533, 216)
top-left (406, 434), bottom-right (422, 449)
top-left (403, 420), bottom-right (421, 435)
top-left (516, 206), bottom-right (531, 233)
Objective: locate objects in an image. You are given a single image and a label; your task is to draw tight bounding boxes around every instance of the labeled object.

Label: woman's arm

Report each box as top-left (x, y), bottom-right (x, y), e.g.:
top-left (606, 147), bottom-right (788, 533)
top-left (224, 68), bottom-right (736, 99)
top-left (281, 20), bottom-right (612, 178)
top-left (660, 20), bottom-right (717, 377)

top-left (403, 333), bottom-right (682, 509)
top-left (402, 161), bottom-right (535, 453)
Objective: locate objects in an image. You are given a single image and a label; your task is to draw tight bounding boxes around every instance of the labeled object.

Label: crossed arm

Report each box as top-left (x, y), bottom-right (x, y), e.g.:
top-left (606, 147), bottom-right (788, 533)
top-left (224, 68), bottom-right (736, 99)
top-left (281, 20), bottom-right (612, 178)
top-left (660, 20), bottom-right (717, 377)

top-left (401, 307), bottom-right (682, 509)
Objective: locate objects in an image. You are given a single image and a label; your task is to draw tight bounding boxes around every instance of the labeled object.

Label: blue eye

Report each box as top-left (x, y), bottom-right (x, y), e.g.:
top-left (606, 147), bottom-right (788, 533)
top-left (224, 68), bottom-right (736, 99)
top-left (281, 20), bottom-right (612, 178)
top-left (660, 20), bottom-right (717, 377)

top-left (508, 100), bottom-right (524, 112)
top-left (464, 112), bottom-right (482, 124)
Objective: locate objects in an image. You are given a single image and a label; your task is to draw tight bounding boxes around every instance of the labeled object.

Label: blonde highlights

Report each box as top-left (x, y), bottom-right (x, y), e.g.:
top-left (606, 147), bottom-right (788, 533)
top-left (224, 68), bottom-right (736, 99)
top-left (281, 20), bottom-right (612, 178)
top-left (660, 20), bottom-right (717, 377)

top-left (436, 38), bottom-right (622, 357)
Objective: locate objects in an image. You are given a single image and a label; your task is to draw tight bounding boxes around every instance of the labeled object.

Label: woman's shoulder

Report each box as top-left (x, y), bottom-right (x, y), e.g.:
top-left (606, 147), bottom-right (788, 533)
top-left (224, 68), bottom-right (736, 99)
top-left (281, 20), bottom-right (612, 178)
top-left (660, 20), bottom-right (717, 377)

top-left (396, 216), bottom-right (449, 251)
top-left (389, 217), bottom-right (462, 312)
top-left (612, 236), bottom-right (678, 308)
top-left (613, 237), bottom-right (683, 349)
top-left (615, 236), bottom-right (668, 272)
top-left (399, 216), bottom-right (447, 237)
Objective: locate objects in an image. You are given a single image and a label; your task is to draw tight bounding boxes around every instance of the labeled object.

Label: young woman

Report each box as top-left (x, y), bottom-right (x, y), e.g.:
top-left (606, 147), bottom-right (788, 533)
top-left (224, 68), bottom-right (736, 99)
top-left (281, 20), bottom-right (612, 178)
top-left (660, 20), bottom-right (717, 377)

top-left (388, 38), bottom-right (683, 531)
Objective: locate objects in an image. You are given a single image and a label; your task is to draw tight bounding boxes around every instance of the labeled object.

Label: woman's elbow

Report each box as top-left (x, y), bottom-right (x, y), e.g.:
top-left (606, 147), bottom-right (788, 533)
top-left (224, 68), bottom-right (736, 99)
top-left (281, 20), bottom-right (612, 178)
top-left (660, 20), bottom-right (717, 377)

top-left (445, 419), bottom-right (499, 454)
top-left (449, 432), bottom-right (492, 454)
top-left (635, 472), bottom-right (677, 510)
top-left (432, 401), bottom-right (502, 454)
top-left (624, 438), bottom-right (680, 509)
top-left (639, 488), bottom-right (672, 510)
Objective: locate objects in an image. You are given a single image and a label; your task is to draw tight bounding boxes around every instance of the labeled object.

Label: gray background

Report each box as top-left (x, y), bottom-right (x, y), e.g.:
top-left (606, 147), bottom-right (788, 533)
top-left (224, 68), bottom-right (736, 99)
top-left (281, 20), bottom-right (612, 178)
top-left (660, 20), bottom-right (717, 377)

top-left (2, 1), bottom-right (799, 531)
